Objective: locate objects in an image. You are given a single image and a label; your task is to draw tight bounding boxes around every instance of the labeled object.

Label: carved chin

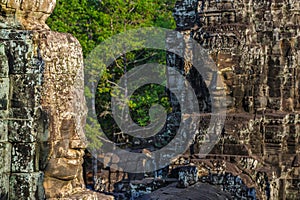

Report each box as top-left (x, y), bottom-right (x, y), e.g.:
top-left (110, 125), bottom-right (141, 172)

top-left (45, 158), bottom-right (83, 181)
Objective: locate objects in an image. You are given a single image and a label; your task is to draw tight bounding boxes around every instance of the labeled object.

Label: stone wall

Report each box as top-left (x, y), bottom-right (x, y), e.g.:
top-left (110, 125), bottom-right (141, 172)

top-left (0, 29), bottom-right (46, 200)
top-left (1, 0), bottom-right (298, 199)
top-left (0, 0), bottom-right (113, 199)
top-left (172, 0), bottom-right (300, 199)
top-left (90, 0), bottom-right (300, 199)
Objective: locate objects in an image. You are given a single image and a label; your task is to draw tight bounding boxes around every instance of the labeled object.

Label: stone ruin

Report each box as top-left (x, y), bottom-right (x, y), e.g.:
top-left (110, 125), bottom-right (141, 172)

top-left (0, 0), bottom-right (300, 199)
top-left (0, 0), bottom-right (112, 199)
top-left (187, 0), bottom-right (300, 199)
top-left (90, 0), bottom-right (300, 199)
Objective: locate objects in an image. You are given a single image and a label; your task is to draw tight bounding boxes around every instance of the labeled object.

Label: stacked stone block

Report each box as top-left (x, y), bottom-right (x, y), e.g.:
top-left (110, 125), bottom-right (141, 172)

top-left (0, 0), bottom-right (114, 199)
top-left (168, 0), bottom-right (300, 199)
top-left (0, 30), bottom-right (45, 199)
top-left (80, 0), bottom-right (300, 199)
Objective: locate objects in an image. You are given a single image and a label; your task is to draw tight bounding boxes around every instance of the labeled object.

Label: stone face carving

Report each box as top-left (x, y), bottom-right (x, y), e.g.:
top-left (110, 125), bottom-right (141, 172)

top-left (37, 30), bottom-right (89, 198)
top-left (0, 0), bottom-right (113, 199)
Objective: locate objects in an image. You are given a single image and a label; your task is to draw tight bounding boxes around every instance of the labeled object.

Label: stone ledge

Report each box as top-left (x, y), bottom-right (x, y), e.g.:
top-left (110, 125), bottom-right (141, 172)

top-left (47, 190), bottom-right (114, 200)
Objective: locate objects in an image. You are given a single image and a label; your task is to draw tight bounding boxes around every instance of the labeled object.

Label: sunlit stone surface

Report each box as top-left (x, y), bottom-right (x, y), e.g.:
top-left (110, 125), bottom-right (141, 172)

top-left (90, 1), bottom-right (300, 200)
top-left (0, 0), bottom-right (113, 199)
top-left (1, 0), bottom-right (300, 199)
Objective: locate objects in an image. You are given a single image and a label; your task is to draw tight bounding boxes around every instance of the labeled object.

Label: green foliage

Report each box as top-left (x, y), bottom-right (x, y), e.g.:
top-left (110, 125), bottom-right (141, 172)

top-left (47, 0), bottom-right (176, 148)
top-left (47, 0), bottom-right (176, 57)
top-left (96, 49), bottom-right (171, 134)
top-left (129, 84), bottom-right (171, 126)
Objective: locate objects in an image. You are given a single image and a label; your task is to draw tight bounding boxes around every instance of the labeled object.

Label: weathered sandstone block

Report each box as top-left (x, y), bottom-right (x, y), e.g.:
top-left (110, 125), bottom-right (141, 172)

top-left (0, 0), bottom-right (113, 199)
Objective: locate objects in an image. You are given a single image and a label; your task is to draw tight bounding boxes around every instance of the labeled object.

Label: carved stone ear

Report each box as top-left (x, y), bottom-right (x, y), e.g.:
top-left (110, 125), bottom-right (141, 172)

top-left (0, 0), bottom-right (56, 30)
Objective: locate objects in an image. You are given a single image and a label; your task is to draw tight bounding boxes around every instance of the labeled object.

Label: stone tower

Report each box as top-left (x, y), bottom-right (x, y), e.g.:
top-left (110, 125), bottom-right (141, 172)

top-left (0, 0), bottom-right (112, 199)
top-left (172, 0), bottom-right (300, 199)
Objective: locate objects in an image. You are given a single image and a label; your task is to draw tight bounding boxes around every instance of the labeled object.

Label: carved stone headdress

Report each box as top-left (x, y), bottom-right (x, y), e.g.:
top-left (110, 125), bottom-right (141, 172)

top-left (0, 0), bottom-right (56, 29)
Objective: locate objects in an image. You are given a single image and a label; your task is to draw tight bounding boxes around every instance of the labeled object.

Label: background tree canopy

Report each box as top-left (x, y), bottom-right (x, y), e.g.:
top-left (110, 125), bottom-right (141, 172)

top-left (47, 0), bottom-right (176, 56)
top-left (47, 0), bottom-right (177, 149)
